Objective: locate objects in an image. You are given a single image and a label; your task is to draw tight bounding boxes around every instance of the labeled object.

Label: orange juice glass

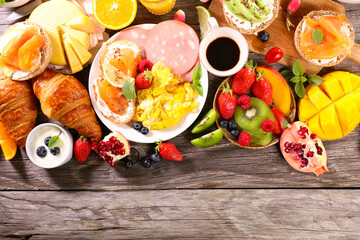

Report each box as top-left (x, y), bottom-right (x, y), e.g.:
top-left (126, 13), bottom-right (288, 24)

top-left (140, 0), bottom-right (176, 15)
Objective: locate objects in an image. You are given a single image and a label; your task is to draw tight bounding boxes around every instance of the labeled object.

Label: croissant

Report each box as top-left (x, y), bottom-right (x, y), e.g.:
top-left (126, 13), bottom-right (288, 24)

top-left (0, 75), bottom-right (37, 148)
top-left (32, 69), bottom-right (102, 142)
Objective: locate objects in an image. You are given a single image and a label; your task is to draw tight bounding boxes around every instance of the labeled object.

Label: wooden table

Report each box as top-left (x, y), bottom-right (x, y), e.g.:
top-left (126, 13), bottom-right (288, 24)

top-left (1, 1), bottom-right (360, 239)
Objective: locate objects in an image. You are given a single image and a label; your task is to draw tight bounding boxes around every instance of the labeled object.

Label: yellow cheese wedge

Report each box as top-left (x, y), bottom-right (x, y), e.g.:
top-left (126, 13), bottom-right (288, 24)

top-left (63, 37), bottom-right (83, 73)
top-left (66, 15), bottom-right (95, 34)
top-left (29, 0), bottom-right (86, 66)
top-left (64, 33), bottom-right (92, 65)
top-left (60, 25), bottom-right (90, 50)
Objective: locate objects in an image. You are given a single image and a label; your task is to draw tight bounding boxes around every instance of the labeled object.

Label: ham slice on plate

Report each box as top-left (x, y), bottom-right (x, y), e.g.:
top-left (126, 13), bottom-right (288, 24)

top-left (144, 20), bottom-right (199, 75)
top-left (116, 27), bottom-right (149, 59)
top-left (180, 58), bottom-right (200, 82)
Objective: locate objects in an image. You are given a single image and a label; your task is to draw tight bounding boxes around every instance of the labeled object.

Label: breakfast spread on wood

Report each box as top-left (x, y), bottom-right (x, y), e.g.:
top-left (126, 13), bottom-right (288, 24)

top-left (0, 0), bottom-right (359, 176)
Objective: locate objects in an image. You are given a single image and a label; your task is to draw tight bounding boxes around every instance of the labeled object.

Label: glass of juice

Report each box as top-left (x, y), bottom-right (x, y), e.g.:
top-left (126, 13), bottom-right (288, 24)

top-left (139, 0), bottom-right (176, 15)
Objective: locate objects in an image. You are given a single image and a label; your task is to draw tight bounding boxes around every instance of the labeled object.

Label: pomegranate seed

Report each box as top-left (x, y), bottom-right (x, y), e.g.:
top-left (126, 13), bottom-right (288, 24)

top-left (99, 152), bottom-right (106, 159)
top-left (300, 163), bottom-right (306, 168)
top-left (106, 141), bottom-right (111, 147)
top-left (297, 150), bottom-right (303, 156)
top-left (114, 140), bottom-right (121, 145)
top-left (119, 142), bottom-right (124, 148)
top-left (285, 148), bottom-right (290, 153)
top-left (302, 144), bottom-right (306, 149)
top-left (301, 158), bottom-right (308, 164)
top-left (310, 133), bottom-right (317, 139)
top-left (99, 141), bottom-right (105, 147)
top-left (92, 142), bottom-right (99, 152)
top-left (317, 150), bottom-right (322, 155)
top-left (110, 136), bottom-right (117, 143)
top-left (297, 130), bottom-right (303, 135)
top-left (120, 149), bottom-right (126, 155)
top-left (290, 142), bottom-right (295, 148)
top-left (303, 128), bottom-right (309, 134)
top-left (284, 142), bottom-right (290, 148)
top-left (300, 134), bottom-right (306, 139)
top-left (307, 151), bottom-right (314, 157)
top-left (315, 143), bottom-right (319, 147)
top-left (100, 146), bottom-right (106, 151)
top-left (297, 143), bottom-right (302, 149)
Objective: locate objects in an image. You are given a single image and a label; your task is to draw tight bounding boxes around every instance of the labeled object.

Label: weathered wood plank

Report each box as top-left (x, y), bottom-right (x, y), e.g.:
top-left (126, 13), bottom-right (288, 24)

top-left (1, 190), bottom-right (360, 239)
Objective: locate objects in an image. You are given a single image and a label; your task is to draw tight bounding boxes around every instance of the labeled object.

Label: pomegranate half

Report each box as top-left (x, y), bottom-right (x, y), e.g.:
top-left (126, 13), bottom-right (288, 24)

top-left (280, 121), bottom-right (328, 176)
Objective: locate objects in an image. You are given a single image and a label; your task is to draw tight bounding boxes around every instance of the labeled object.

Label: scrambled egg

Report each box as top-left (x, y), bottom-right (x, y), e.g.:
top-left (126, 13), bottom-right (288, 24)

top-left (133, 61), bottom-right (198, 130)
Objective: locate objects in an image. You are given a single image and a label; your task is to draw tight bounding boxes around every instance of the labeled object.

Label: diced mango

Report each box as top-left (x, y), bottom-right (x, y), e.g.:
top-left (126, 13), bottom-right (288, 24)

top-left (64, 33), bottom-right (91, 65)
top-left (66, 15), bottom-right (95, 33)
top-left (63, 38), bottom-right (83, 73)
top-left (307, 85), bottom-right (332, 111)
top-left (320, 105), bottom-right (343, 140)
top-left (308, 113), bottom-right (326, 140)
top-left (334, 97), bottom-right (359, 136)
top-left (348, 88), bottom-right (360, 113)
top-left (298, 96), bottom-right (318, 122)
top-left (337, 73), bottom-right (353, 94)
top-left (321, 75), bottom-right (344, 101)
top-left (351, 73), bottom-right (360, 89)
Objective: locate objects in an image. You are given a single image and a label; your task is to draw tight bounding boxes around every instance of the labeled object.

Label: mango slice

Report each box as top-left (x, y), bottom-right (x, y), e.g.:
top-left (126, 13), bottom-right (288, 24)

top-left (298, 71), bottom-right (360, 140)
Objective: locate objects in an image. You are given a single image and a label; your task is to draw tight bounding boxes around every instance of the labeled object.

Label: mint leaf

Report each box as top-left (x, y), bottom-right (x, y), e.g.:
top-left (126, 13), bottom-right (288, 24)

top-left (0, 0), bottom-right (5, 6)
top-left (308, 75), bottom-right (325, 86)
top-left (290, 75), bottom-right (300, 83)
top-left (292, 60), bottom-right (303, 76)
top-left (192, 64), bottom-right (202, 83)
top-left (280, 69), bottom-right (294, 80)
top-left (295, 82), bottom-right (305, 98)
top-left (300, 76), bottom-right (307, 83)
top-left (192, 83), bottom-right (203, 97)
top-left (312, 29), bottom-right (323, 44)
top-left (48, 135), bottom-right (61, 149)
top-left (123, 79), bottom-right (136, 100)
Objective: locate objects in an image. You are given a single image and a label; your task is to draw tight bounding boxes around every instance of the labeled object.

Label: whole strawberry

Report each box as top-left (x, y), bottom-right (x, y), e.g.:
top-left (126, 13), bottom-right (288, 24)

top-left (135, 70), bottom-right (153, 89)
top-left (232, 60), bottom-right (256, 96)
top-left (156, 141), bottom-right (183, 161)
top-left (218, 83), bottom-right (237, 119)
top-left (252, 71), bottom-right (273, 105)
top-left (74, 136), bottom-right (92, 163)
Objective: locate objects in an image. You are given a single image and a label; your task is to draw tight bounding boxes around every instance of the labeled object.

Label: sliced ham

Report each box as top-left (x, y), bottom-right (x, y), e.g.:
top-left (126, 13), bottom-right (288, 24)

top-left (144, 20), bottom-right (199, 75)
top-left (116, 27), bottom-right (148, 58)
top-left (180, 58), bottom-right (200, 82)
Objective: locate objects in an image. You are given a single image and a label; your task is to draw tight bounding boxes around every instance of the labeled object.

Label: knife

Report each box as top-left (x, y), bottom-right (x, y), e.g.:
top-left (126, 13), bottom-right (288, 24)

top-left (5, 0), bottom-right (42, 22)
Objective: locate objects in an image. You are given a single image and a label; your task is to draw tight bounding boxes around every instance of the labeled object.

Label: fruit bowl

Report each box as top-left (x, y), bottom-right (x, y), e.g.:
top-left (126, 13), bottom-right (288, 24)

top-left (213, 76), bottom-right (296, 149)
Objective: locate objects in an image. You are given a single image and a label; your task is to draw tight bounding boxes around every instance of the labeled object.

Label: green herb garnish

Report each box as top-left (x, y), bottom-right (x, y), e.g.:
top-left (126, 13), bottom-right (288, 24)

top-left (192, 64), bottom-right (203, 96)
top-left (123, 79), bottom-right (136, 100)
top-left (312, 28), bottom-right (323, 45)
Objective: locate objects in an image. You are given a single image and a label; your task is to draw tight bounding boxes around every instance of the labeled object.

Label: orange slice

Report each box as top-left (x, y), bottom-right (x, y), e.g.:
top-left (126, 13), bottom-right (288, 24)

top-left (0, 122), bottom-right (17, 161)
top-left (93, 0), bottom-right (137, 30)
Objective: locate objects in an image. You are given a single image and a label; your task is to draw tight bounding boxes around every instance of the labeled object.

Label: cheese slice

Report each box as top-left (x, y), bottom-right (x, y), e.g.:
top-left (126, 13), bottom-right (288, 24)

top-left (63, 37), bottom-right (83, 73)
top-left (59, 25), bottom-right (90, 50)
top-left (66, 15), bottom-right (95, 34)
top-left (64, 33), bottom-right (92, 65)
top-left (29, 0), bottom-right (86, 66)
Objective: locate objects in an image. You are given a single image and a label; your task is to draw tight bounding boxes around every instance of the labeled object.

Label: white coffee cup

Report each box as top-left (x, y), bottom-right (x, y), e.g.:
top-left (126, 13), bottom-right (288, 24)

top-left (199, 17), bottom-right (249, 77)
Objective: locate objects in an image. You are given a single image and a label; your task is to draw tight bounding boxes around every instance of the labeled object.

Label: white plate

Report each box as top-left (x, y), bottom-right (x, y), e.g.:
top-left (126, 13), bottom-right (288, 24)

top-left (89, 24), bottom-right (208, 143)
top-left (2, 0), bottom-right (30, 8)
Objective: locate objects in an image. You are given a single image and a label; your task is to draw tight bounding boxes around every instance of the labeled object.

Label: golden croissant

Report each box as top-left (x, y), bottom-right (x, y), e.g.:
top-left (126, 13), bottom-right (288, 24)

top-left (0, 75), bottom-right (37, 148)
top-left (32, 69), bottom-right (102, 142)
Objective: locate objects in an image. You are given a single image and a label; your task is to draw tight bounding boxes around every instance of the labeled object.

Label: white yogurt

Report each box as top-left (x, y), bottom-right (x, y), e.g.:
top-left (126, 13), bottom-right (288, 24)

top-left (26, 123), bottom-right (73, 169)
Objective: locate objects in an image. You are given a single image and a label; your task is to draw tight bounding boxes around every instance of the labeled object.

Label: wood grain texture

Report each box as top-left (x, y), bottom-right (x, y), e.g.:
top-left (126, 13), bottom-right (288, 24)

top-left (1, 190), bottom-right (360, 239)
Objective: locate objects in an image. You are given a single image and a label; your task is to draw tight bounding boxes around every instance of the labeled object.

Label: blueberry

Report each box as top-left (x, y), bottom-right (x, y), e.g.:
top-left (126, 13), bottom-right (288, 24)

top-left (124, 160), bottom-right (133, 169)
top-left (44, 136), bottom-right (51, 146)
top-left (140, 127), bottom-right (149, 135)
top-left (133, 121), bottom-right (142, 131)
top-left (150, 153), bottom-right (162, 163)
top-left (50, 147), bottom-right (60, 156)
top-left (219, 120), bottom-right (229, 129)
top-left (36, 146), bottom-right (47, 158)
top-left (143, 157), bottom-right (152, 168)
top-left (258, 31), bottom-right (270, 42)
top-left (230, 129), bottom-right (240, 140)
top-left (228, 119), bottom-right (238, 130)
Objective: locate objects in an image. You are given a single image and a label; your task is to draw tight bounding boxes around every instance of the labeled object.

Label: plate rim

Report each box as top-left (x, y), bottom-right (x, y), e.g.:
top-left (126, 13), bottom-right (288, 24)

top-left (88, 23), bottom-right (208, 143)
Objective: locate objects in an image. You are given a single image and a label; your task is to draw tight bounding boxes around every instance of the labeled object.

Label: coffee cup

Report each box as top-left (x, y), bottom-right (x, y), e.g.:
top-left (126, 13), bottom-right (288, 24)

top-left (199, 17), bottom-right (249, 77)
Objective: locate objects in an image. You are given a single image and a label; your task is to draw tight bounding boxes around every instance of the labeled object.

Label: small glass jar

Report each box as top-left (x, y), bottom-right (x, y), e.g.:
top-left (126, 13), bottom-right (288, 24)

top-left (139, 0), bottom-right (176, 15)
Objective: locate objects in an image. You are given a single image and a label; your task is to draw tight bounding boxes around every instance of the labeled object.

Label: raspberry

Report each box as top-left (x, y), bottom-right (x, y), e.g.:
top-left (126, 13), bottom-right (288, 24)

top-left (238, 131), bottom-right (251, 146)
top-left (261, 119), bottom-right (275, 132)
top-left (139, 59), bottom-right (153, 72)
top-left (236, 95), bottom-right (251, 109)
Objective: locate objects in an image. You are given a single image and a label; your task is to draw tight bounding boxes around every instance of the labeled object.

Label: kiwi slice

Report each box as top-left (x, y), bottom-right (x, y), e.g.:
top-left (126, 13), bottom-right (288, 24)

top-left (191, 109), bottom-right (217, 134)
top-left (251, 132), bottom-right (273, 146)
top-left (234, 98), bottom-right (269, 133)
top-left (191, 128), bottom-right (223, 147)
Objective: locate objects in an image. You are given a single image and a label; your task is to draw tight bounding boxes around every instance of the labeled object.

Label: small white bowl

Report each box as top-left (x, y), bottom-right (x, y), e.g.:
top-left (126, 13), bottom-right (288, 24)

top-left (2, 0), bottom-right (31, 8)
top-left (26, 123), bottom-right (74, 169)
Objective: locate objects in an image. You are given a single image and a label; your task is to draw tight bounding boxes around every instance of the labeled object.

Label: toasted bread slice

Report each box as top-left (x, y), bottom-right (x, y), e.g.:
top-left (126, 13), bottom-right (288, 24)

top-left (222, 0), bottom-right (280, 35)
top-left (2, 21), bottom-right (52, 81)
top-left (294, 10), bottom-right (355, 67)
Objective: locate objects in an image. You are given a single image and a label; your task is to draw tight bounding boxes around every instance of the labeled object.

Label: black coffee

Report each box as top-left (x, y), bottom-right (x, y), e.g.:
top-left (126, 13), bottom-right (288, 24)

top-left (206, 37), bottom-right (240, 71)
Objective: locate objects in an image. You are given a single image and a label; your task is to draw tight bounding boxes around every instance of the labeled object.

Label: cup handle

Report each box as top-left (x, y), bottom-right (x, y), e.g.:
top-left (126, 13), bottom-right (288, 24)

top-left (207, 17), bottom-right (219, 31)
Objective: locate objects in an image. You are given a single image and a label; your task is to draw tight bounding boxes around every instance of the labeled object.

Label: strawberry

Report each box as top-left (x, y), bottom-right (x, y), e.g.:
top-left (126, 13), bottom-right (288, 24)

top-left (74, 136), bottom-right (92, 163)
top-left (252, 71), bottom-right (273, 105)
top-left (155, 141), bottom-right (182, 161)
top-left (218, 83), bottom-right (237, 119)
top-left (271, 107), bottom-right (288, 135)
top-left (135, 70), bottom-right (153, 89)
top-left (232, 60), bottom-right (256, 96)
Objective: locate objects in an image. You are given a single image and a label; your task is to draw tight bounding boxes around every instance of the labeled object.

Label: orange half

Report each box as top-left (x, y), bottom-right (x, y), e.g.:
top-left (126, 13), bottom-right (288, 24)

top-left (0, 122), bottom-right (17, 161)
